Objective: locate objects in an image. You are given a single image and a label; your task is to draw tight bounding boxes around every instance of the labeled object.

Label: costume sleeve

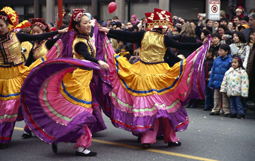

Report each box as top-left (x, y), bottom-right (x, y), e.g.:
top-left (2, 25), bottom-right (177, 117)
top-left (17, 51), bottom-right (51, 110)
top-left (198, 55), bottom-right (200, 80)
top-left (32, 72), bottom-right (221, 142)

top-left (208, 61), bottom-right (215, 88)
top-left (25, 46), bottom-right (35, 67)
top-left (108, 30), bottom-right (145, 43)
top-left (45, 38), bottom-right (59, 50)
top-left (164, 35), bottom-right (202, 50)
top-left (75, 42), bottom-right (99, 64)
top-left (170, 34), bottom-right (182, 41)
top-left (16, 31), bottom-right (59, 43)
top-left (220, 72), bottom-right (228, 93)
top-left (241, 71), bottom-right (249, 97)
top-left (165, 47), bottom-right (182, 62)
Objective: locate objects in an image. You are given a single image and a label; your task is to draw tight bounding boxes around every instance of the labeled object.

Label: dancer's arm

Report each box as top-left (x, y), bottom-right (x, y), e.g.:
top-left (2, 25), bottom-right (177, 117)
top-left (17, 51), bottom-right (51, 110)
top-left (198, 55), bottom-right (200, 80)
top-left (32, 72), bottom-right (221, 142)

top-left (99, 27), bottom-right (145, 43)
top-left (45, 38), bottom-right (59, 50)
top-left (164, 36), bottom-right (203, 50)
top-left (16, 28), bottom-right (67, 42)
top-left (75, 42), bottom-right (109, 70)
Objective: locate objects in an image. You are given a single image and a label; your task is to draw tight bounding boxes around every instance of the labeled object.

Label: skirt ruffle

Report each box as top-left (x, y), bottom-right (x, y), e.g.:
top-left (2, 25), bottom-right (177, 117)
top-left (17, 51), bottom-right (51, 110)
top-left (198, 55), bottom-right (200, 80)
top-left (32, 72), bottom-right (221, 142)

top-left (20, 58), bottom-right (102, 144)
top-left (102, 34), bottom-right (209, 135)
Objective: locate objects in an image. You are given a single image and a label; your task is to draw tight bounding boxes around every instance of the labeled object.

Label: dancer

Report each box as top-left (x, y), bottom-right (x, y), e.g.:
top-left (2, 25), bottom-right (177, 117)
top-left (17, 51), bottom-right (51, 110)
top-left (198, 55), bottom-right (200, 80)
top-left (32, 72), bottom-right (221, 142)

top-left (99, 8), bottom-right (210, 149)
top-left (20, 8), bottom-right (108, 156)
top-left (0, 9), bottom-right (67, 149)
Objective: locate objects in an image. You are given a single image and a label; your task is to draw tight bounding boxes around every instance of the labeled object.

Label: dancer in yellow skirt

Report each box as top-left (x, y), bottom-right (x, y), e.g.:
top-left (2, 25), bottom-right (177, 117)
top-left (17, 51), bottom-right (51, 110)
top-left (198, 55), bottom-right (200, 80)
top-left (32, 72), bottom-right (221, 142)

top-left (99, 8), bottom-right (209, 149)
top-left (0, 9), bottom-right (67, 149)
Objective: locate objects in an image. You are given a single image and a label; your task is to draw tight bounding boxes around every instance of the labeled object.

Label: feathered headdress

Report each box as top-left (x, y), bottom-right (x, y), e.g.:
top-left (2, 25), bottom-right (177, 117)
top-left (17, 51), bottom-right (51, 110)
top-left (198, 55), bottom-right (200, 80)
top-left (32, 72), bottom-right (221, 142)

top-left (145, 8), bottom-right (173, 29)
top-left (15, 20), bottom-right (32, 29)
top-left (0, 7), bottom-right (19, 30)
top-left (29, 18), bottom-right (49, 32)
top-left (68, 8), bottom-right (86, 31)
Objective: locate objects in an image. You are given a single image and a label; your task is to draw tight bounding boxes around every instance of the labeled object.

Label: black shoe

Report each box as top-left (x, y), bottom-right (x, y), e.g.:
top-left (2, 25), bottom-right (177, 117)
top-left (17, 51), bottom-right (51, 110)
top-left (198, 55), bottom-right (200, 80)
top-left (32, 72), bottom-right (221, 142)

top-left (51, 143), bottom-right (58, 153)
top-left (190, 104), bottom-right (197, 108)
top-left (209, 112), bottom-right (219, 115)
top-left (156, 136), bottom-right (164, 140)
top-left (76, 150), bottom-right (97, 156)
top-left (168, 141), bottom-right (181, 147)
top-left (142, 144), bottom-right (150, 149)
top-left (203, 108), bottom-right (211, 111)
top-left (21, 132), bottom-right (32, 139)
top-left (237, 115), bottom-right (245, 119)
top-left (224, 114), bottom-right (230, 117)
top-left (0, 144), bottom-right (7, 149)
top-left (137, 136), bottom-right (141, 143)
top-left (229, 114), bottom-right (237, 118)
top-left (244, 109), bottom-right (247, 114)
top-left (185, 104), bottom-right (191, 108)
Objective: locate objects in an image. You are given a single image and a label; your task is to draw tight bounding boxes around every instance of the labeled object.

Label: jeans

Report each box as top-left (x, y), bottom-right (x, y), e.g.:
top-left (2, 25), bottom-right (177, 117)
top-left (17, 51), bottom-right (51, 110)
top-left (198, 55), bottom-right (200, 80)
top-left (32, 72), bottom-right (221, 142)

top-left (230, 96), bottom-right (244, 116)
top-left (204, 86), bottom-right (214, 110)
top-left (241, 97), bottom-right (247, 111)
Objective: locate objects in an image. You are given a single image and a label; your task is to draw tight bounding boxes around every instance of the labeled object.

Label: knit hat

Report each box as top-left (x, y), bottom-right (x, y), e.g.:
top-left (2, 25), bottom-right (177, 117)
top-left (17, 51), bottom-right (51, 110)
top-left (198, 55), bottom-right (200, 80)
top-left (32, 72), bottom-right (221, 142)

top-left (242, 16), bottom-right (249, 23)
top-left (219, 17), bottom-right (228, 24)
top-left (235, 6), bottom-right (244, 13)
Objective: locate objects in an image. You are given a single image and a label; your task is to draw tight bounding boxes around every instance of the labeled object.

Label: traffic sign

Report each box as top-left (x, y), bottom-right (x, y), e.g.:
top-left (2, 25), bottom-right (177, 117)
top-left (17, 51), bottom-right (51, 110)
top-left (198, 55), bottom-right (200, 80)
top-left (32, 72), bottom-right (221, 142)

top-left (207, 0), bottom-right (220, 20)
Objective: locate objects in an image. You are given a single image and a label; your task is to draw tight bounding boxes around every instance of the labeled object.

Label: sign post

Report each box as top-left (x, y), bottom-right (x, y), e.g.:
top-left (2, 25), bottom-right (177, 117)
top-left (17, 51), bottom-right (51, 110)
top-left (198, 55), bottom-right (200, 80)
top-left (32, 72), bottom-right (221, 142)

top-left (206, 0), bottom-right (220, 33)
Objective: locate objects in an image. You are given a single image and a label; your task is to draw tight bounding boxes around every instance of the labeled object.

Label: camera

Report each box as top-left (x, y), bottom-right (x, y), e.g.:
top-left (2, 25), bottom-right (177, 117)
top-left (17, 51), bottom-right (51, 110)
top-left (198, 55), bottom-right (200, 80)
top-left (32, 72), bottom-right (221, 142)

top-left (199, 13), bottom-right (206, 18)
top-left (224, 35), bottom-right (232, 39)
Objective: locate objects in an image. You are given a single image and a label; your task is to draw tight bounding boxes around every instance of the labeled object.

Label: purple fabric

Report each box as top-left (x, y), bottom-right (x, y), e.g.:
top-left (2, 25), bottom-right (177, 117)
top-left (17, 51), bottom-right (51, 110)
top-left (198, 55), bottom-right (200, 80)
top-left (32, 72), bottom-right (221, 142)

top-left (61, 31), bottom-right (75, 58)
top-left (0, 122), bottom-right (15, 144)
top-left (20, 59), bottom-right (101, 144)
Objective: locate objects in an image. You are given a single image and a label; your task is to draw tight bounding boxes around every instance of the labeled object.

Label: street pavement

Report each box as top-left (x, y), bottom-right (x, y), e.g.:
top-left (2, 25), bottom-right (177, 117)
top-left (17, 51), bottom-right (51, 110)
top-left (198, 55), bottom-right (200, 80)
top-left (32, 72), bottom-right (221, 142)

top-left (1, 105), bottom-right (255, 161)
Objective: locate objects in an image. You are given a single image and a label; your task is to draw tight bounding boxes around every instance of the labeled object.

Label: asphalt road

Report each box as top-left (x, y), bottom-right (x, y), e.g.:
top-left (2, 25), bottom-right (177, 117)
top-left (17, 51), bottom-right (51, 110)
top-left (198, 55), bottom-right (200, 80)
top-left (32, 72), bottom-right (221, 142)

top-left (1, 105), bottom-right (255, 161)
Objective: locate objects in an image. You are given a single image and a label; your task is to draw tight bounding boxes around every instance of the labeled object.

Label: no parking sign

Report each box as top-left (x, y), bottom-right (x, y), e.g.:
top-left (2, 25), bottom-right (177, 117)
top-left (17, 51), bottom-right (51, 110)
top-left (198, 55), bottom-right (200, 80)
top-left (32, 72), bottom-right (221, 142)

top-left (207, 0), bottom-right (220, 20)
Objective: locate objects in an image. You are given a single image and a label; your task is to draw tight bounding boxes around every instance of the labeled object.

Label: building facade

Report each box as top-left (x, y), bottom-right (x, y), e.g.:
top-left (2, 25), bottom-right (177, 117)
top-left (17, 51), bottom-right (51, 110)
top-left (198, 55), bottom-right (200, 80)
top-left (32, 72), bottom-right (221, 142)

top-left (0, 0), bottom-right (254, 23)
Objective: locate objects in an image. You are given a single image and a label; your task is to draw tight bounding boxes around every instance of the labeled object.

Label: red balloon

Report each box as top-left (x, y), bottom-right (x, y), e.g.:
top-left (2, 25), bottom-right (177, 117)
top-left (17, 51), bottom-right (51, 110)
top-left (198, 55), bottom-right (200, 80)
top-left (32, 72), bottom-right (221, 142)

top-left (108, 2), bottom-right (117, 14)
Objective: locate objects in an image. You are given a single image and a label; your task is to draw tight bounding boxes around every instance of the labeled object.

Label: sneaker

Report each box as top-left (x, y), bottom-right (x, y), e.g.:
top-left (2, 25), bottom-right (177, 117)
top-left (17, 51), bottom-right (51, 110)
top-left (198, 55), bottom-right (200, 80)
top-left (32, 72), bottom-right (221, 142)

top-left (229, 114), bottom-right (237, 118)
top-left (168, 141), bottom-right (181, 147)
top-left (209, 112), bottom-right (219, 115)
top-left (237, 115), bottom-right (245, 119)
top-left (76, 149), bottom-right (97, 156)
top-left (224, 114), bottom-right (230, 117)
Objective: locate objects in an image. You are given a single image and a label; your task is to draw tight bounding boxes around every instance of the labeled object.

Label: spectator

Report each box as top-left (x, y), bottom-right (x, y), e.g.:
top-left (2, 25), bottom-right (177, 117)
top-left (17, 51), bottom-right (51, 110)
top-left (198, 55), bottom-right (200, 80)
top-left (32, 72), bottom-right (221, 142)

top-left (218, 25), bottom-right (229, 37)
top-left (228, 22), bottom-right (235, 32)
top-left (228, 1), bottom-right (246, 19)
top-left (230, 31), bottom-right (250, 69)
top-left (204, 48), bottom-right (215, 111)
top-left (171, 23), bottom-right (197, 58)
top-left (221, 56), bottom-right (249, 119)
top-left (106, 19), bottom-right (112, 28)
top-left (237, 24), bottom-right (249, 31)
top-left (219, 17), bottom-right (228, 26)
top-left (211, 33), bottom-right (221, 57)
top-left (249, 8), bottom-right (255, 14)
top-left (62, 8), bottom-right (71, 28)
top-left (242, 13), bottom-right (255, 42)
top-left (130, 14), bottom-right (139, 25)
top-left (208, 44), bottom-right (232, 116)
top-left (246, 29), bottom-right (255, 104)
top-left (220, 10), bottom-right (226, 19)
top-left (241, 16), bottom-right (249, 25)
top-left (233, 16), bottom-right (242, 27)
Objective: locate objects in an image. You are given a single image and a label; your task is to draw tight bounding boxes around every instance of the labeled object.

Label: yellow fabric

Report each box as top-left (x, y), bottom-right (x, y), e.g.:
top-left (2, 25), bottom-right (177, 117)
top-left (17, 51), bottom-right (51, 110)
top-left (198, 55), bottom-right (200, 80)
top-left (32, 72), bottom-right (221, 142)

top-left (139, 32), bottom-right (166, 63)
top-left (114, 54), bottom-right (186, 97)
top-left (0, 32), bottom-right (23, 67)
top-left (119, 51), bottom-right (130, 56)
top-left (0, 64), bottom-right (30, 100)
top-left (33, 40), bottom-right (49, 60)
top-left (60, 68), bottom-right (93, 108)
top-left (72, 36), bottom-right (96, 60)
top-left (21, 41), bottom-right (33, 61)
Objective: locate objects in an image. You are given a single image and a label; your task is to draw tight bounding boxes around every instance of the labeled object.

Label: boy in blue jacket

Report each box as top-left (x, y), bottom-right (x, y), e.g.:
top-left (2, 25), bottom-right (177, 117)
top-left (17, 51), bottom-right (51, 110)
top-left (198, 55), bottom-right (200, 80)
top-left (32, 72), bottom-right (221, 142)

top-left (208, 44), bottom-right (232, 116)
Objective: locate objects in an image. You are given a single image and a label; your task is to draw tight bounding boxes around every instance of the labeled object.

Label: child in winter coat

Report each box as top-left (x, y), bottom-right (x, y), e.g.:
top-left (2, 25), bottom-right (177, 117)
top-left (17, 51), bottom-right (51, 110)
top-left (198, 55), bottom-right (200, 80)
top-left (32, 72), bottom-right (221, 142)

top-left (220, 56), bottom-right (249, 119)
top-left (208, 44), bottom-right (232, 116)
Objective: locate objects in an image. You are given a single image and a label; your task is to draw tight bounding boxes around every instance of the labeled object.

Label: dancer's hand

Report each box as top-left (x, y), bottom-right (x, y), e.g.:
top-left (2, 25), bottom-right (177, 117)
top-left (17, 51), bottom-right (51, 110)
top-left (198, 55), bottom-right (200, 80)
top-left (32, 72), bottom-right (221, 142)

top-left (203, 37), bottom-right (209, 44)
top-left (98, 27), bottom-right (110, 33)
top-left (58, 27), bottom-right (68, 34)
top-left (98, 60), bottom-right (109, 71)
